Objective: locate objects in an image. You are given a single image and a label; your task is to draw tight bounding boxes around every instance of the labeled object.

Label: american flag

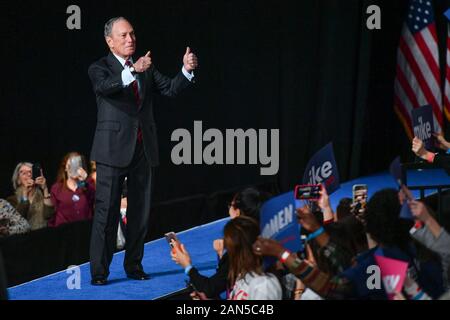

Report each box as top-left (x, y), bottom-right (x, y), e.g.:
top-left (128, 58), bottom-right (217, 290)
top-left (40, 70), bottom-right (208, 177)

top-left (394, 0), bottom-right (443, 139)
top-left (445, 11), bottom-right (450, 121)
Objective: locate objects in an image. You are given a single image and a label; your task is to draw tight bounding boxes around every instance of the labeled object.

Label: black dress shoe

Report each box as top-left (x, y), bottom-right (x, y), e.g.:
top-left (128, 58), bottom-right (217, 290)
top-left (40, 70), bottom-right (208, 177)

top-left (126, 270), bottom-right (150, 280)
top-left (91, 277), bottom-right (108, 286)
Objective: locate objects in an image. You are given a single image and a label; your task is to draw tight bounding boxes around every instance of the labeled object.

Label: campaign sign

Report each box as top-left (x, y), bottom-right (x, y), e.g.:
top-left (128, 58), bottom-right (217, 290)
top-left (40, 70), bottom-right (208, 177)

top-left (412, 105), bottom-right (435, 150)
top-left (374, 255), bottom-right (408, 300)
top-left (302, 143), bottom-right (340, 195)
top-left (389, 156), bottom-right (402, 186)
top-left (260, 192), bottom-right (302, 266)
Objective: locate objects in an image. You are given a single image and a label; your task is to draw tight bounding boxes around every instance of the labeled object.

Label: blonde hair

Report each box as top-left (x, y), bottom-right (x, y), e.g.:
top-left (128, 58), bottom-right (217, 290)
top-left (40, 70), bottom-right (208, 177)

top-left (11, 162), bottom-right (33, 190)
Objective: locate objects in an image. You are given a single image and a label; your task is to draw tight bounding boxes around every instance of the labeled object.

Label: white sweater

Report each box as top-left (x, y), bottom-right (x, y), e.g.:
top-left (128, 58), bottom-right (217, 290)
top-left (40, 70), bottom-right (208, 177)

top-left (229, 272), bottom-right (282, 300)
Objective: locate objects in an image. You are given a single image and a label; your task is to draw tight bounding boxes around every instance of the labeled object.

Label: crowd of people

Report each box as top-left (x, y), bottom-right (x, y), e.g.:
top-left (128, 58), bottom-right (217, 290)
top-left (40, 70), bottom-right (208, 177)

top-left (168, 185), bottom-right (450, 300)
top-left (166, 135), bottom-right (450, 300)
top-left (1, 135), bottom-right (450, 300)
top-left (0, 153), bottom-right (127, 246)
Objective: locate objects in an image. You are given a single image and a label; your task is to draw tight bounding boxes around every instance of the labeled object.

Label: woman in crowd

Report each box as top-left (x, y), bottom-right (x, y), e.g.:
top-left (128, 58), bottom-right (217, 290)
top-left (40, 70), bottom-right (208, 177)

top-left (409, 199), bottom-right (450, 291)
top-left (49, 152), bottom-right (95, 227)
top-left (7, 162), bottom-right (54, 230)
top-left (225, 216), bottom-right (282, 300)
top-left (254, 189), bottom-right (434, 300)
top-left (170, 187), bottom-right (271, 299)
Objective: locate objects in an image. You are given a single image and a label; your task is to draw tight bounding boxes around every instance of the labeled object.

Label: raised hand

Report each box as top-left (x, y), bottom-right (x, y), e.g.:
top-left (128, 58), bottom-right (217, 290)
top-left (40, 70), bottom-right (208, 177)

top-left (412, 137), bottom-right (427, 158)
top-left (76, 168), bottom-right (88, 182)
top-left (296, 206), bottom-right (321, 232)
top-left (433, 132), bottom-right (450, 151)
top-left (34, 170), bottom-right (47, 190)
top-left (134, 51), bottom-right (152, 73)
top-left (171, 242), bottom-right (192, 268)
top-left (213, 239), bottom-right (224, 258)
top-left (409, 200), bottom-right (431, 223)
top-left (253, 237), bottom-right (285, 258)
top-left (183, 47), bottom-right (198, 72)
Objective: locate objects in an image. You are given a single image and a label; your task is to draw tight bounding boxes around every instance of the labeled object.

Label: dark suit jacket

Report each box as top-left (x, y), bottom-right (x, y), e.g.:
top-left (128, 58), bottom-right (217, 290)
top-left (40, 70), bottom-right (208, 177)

top-left (188, 252), bottom-right (229, 299)
top-left (88, 52), bottom-right (191, 168)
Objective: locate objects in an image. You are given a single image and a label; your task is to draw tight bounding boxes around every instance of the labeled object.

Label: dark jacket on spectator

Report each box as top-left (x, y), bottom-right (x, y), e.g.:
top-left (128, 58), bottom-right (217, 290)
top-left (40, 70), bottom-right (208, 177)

top-left (187, 252), bottom-right (229, 299)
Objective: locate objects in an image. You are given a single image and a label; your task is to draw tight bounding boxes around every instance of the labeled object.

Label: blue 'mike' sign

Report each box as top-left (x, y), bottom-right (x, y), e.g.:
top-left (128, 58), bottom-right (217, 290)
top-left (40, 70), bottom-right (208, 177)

top-left (412, 105), bottom-right (435, 150)
top-left (302, 142), bottom-right (340, 195)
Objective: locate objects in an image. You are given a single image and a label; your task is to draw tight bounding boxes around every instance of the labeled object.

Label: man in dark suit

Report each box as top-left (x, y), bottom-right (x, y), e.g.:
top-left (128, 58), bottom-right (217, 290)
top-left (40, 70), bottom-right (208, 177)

top-left (88, 17), bottom-right (198, 285)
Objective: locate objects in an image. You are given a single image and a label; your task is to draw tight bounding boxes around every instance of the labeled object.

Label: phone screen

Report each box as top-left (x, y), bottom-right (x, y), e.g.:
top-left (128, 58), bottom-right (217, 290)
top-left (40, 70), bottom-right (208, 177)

top-left (294, 185), bottom-right (322, 201)
top-left (32, 163), bottom-right (42, 180)
top-left (165, 232), bottom-right (179, 248)
top-left (69, 156), bottom-right (82, 177)
top-left (352, 185), bottom-right (368, 213)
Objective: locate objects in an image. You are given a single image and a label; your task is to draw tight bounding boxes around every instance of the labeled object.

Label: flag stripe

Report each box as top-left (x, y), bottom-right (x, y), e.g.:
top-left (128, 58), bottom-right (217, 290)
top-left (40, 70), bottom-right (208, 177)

top-left (416, 29), bottom-right (441, 86)
top-left (399, 36), bottom-right (443, 126)
top-left (397, 49), bottom-right (428, 106)
top-left (395, 0), bottom-right (443, 134)
top-left (396, 65), bottom-right (420, 108)
top-left (395, 79), bottom-right (415, 115)
top-left (403, 26), bottom-right (442, 109)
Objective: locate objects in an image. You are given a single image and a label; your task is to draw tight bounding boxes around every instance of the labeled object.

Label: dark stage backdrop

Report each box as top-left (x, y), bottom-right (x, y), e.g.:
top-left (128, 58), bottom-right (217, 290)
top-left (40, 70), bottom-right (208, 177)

top-left (1, 0), bottom-right (449, 203)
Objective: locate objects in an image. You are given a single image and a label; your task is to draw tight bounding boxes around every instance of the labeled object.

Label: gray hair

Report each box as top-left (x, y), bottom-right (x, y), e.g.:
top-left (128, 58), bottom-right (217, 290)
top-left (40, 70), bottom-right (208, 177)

top-left (104, 17), bottom-right (128, 38)
top-left (12, 162), bottom-right (33, 190)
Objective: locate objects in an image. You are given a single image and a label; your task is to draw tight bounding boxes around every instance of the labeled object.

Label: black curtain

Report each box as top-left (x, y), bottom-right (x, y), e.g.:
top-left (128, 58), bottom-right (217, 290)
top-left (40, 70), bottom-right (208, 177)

top-left (1, 0), bottom-right (449, 201)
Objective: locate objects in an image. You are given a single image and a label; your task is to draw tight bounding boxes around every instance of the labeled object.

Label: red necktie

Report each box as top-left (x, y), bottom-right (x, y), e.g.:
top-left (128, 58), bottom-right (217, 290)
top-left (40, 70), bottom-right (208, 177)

top-left (125, 60), bottom-right (143, 144)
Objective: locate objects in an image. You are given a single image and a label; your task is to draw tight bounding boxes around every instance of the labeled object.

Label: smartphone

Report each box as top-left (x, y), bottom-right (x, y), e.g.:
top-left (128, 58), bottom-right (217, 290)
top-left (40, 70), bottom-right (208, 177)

top-left (352, 184), bottom-right (368, 203)
top-left (69, 156), bottom-right (82, 178)
top-left (294, 184), bottom-right (322, 201)
top-left (352, 184), bottom-right (368, 213)
top-left (32, 163), bottom-right (42, 180)
top-left (165, 232), bottom-right (179, 248)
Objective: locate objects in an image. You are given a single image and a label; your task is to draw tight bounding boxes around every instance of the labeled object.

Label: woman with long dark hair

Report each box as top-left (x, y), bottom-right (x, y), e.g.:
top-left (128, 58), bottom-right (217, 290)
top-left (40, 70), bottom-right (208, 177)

top-left (226, 216), bottom-right (282, 300)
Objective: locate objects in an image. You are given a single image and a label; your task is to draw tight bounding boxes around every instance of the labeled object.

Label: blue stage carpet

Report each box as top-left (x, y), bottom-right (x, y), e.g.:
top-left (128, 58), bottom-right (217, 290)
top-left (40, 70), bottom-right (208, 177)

top-left (8, 170), bottom-right (449, 300)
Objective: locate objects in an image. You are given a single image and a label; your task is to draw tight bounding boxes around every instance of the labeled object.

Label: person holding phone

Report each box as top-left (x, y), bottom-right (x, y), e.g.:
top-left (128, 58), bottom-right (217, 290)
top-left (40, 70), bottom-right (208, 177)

top-left (48, 152), bottom-right (95, 227)
top-left (170, 188), bottom-right (271, 299)
top-left (412, 136), bottom-right (450, 170)
top-left (7, 162), bottom-right (54, 230)
top-left (88, 17), bottom-right (198, 285)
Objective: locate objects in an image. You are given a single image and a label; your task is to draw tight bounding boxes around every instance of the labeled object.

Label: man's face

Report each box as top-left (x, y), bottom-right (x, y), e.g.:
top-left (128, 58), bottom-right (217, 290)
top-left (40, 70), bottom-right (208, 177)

top-left (106, 19), bottom-right (136, 59)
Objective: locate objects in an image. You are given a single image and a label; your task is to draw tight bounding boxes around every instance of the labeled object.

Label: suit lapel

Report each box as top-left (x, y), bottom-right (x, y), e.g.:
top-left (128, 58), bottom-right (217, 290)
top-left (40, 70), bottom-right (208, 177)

top-left (107, 52), bottom-right (124, 75)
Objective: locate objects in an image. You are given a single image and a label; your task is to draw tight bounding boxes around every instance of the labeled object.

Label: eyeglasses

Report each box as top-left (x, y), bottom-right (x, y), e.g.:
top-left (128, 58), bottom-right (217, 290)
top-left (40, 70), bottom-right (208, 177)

top-left (19, 170), bottom-right (32, 176)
